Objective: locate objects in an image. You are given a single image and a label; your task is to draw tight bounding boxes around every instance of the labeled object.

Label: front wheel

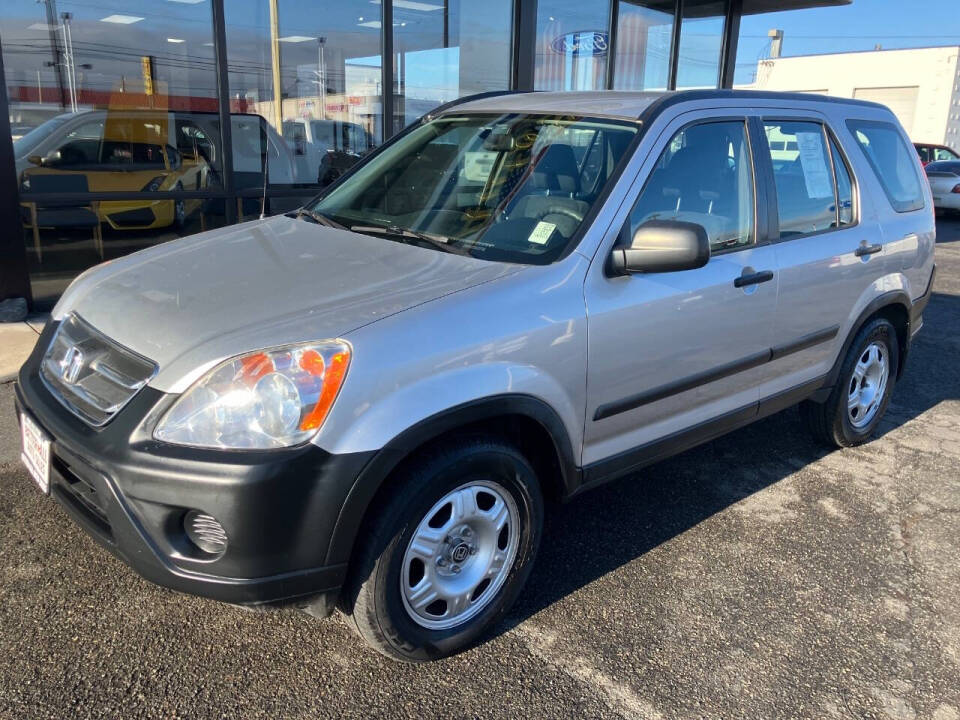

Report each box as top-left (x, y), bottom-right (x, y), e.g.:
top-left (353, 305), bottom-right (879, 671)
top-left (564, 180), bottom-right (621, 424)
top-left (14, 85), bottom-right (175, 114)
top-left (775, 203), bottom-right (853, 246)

top-left (343, 438), bottom-right (543, 662)
top-left (173, 183), bottom-right (186, 231)
top-left (800, 316), bottom-right (899, 447)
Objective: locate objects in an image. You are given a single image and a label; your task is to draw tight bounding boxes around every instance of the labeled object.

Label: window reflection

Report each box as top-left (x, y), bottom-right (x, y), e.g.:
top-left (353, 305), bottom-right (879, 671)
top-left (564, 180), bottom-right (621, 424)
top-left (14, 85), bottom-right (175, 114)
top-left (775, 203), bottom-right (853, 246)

top-left (612, 1), bottom-right (673, 91)
top-left (393, 0), bottom-right (512, 127)
top-left (535, 1), bottom-right (611, 91)
top-left (675, 0), bottom-right (725, 89)
top-left (224, 0), bottom-right (383, 195)
top-left (2, 0), bottom-right (223, 307)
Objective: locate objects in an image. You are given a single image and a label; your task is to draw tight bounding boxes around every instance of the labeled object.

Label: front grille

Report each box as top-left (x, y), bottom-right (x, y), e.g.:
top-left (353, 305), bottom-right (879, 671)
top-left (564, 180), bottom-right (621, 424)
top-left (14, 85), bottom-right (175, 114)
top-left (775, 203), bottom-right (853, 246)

top-left (40, 313), bottom-right (157, 427)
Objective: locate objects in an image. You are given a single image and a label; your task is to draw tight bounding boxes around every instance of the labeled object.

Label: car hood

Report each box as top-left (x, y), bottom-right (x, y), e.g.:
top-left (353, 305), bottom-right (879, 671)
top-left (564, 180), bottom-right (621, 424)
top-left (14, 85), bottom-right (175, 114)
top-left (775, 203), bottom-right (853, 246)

top-left (54, 215), bottom-right (522, 392)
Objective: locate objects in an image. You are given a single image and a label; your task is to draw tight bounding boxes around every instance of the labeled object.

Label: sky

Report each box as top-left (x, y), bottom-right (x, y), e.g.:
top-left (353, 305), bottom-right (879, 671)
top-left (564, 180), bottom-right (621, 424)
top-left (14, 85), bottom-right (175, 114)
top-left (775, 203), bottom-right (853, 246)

top-left (734, 0), bottom-right (960, 85)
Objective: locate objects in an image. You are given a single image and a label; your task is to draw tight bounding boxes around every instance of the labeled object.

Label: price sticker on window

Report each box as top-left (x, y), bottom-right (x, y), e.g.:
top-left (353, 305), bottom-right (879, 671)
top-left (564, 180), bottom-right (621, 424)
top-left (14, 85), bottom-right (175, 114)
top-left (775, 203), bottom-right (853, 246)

top-left (528, 221), bottom-right (556, 245)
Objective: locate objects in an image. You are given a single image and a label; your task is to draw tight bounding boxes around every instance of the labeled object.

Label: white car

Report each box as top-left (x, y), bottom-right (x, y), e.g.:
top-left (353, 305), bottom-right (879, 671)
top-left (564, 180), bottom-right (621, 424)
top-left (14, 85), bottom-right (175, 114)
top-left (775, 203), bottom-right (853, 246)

top-left (925, 160), bottom-right (960, 212)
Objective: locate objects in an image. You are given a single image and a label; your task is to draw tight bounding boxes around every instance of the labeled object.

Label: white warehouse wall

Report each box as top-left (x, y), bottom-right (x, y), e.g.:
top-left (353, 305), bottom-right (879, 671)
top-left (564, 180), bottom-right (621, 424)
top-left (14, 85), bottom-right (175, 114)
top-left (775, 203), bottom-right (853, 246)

top-left (738, 46), bottom-right (960, 146)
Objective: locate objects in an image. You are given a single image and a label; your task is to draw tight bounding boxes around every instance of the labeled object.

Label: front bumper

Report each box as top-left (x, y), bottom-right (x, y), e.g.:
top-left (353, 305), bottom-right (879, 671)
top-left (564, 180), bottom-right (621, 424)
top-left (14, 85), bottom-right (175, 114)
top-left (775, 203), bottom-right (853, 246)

top-left (14, 323), bottom-right (374, 608)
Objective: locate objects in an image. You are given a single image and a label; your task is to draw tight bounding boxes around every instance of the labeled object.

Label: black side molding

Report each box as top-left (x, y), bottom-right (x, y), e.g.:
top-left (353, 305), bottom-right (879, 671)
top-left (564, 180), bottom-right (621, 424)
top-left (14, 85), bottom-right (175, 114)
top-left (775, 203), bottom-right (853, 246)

top-left (593, 325), bottom-right (840, 421)
top-left (580, 375), bottom-right (828, 490)
top-left (770, 325), bottom-right (839, 361)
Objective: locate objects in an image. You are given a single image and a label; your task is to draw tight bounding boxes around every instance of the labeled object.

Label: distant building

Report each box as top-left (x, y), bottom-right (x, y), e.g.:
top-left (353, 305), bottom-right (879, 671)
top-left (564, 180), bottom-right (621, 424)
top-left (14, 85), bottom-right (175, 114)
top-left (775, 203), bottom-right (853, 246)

top-left (738, 45), bottom-right (960, 147)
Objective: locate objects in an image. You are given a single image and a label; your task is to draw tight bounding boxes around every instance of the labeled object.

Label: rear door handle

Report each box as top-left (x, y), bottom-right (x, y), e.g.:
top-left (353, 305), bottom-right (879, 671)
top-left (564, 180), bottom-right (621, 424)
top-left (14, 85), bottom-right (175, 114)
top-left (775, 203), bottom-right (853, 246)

top-left (734, 270), bottom-right (774, 288)
top-left (855, 243), bottom-right (883, 257)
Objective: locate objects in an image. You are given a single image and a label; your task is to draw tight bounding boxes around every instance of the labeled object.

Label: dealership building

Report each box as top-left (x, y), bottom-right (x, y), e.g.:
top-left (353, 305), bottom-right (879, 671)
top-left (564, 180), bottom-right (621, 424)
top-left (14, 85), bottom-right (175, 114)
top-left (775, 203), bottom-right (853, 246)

top-left (0, 0), bottom-right (847, 309)
top-left (740, 44), bottom-right (960, 147)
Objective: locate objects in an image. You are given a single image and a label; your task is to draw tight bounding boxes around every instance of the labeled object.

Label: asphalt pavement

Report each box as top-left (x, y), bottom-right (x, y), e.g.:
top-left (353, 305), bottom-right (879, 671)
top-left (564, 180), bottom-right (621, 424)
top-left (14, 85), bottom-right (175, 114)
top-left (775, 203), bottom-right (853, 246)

top-left (1, 219), bottom-right (959, 719)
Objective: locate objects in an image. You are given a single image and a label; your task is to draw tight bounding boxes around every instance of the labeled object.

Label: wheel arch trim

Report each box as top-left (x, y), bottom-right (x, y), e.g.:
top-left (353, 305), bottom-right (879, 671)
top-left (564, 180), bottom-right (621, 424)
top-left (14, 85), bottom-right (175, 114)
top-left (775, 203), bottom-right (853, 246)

top-left (323, 393), bottom-right (580, 567)
top-left (812, 289), bottom-right (912, 401)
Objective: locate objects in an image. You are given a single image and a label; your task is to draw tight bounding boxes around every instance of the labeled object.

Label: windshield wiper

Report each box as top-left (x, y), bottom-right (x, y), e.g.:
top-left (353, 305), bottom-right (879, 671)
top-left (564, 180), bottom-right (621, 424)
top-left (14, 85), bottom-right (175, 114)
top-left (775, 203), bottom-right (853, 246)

top-left (291, 207), bottom-right (346, 229)
top-left (349, 224), bottom-right (470, 256)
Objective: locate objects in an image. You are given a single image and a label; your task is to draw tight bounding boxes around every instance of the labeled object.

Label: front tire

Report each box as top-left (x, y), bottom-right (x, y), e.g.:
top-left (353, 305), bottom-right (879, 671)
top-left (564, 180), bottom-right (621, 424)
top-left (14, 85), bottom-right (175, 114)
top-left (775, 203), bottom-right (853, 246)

top-left (343, 437), bottom-right (543, 662)
top-left (173, 183), bottom-right (186, 231)
top-left (800, 317), bottom-right (899, 447)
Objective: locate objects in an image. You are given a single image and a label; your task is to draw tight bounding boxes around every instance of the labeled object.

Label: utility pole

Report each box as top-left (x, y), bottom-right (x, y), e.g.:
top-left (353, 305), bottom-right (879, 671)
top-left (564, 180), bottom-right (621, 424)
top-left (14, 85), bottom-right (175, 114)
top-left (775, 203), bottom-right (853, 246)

top-left (269, 0), bottom-right (283, 131)
top-left (40, 0), bottom-right (67, 109)
top-left (60, 12), bottom-right (77, 112)
top-left (318, 36), bottom-right (326, 120)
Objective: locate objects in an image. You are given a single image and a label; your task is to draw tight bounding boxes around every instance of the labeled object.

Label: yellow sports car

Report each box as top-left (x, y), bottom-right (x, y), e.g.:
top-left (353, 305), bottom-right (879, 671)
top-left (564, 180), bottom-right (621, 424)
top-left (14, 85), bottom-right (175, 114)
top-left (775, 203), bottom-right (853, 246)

top-left (21, 137), bottom-right (208, 232)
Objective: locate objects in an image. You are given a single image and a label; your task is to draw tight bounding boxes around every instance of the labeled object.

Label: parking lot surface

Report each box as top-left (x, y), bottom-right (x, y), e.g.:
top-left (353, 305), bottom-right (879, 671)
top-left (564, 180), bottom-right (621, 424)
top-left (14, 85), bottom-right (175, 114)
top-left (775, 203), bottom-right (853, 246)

top-left (1, 219), bottom-right (959, 720)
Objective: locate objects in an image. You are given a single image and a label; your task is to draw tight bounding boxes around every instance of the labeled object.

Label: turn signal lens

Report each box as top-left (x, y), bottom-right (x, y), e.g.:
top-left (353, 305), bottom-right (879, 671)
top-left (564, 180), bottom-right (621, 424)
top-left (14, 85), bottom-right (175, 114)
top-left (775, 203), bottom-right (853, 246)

top-left (154, 340), bottom-right (351, 449)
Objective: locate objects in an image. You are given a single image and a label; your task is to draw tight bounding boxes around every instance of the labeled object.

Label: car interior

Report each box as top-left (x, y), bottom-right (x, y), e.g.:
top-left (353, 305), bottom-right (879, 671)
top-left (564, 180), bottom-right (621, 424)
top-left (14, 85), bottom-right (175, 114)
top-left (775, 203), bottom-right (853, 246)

top-left (320, 115), bottom-right (638, 262)
top-left (629, 121), bottom-right (753, 251)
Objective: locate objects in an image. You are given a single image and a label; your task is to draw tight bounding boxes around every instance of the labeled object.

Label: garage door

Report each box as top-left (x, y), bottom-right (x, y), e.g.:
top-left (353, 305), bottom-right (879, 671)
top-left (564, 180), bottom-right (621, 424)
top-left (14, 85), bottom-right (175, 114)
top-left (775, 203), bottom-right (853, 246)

top-left (853, 86), bottom-right (919, 135)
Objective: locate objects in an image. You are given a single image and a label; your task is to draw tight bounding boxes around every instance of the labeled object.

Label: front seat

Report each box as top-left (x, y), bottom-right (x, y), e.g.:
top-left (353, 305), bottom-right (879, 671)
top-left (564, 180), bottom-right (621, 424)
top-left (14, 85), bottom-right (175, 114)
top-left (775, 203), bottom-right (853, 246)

top-left (509, 143), bottom-right (589, 237)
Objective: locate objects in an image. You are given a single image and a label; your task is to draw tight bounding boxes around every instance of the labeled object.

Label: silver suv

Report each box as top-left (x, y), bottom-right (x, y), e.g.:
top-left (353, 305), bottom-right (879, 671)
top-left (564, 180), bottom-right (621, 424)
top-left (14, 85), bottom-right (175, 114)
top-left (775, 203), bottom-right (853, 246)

top-left (15, 90), bottom-right (936, 662)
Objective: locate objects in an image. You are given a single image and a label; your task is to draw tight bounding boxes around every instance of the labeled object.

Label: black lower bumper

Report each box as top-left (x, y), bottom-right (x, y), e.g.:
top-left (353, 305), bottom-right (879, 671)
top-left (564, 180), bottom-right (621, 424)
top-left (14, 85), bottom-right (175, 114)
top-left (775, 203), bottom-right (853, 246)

top-left (14, 325), bottom-right (374, 608)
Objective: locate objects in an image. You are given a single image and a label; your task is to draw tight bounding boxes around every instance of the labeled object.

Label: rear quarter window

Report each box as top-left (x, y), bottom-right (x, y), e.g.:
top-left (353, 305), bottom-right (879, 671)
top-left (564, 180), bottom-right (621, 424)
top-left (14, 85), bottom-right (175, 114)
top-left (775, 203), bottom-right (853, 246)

top-left (846, 119), bottom-right (924, 213)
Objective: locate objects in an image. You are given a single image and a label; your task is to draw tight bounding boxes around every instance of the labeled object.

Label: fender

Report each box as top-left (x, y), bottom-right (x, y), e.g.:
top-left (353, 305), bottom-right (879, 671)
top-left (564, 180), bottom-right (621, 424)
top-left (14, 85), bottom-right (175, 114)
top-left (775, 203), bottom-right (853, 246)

top-left (810, 288), bottom-right (912, 403)
top-left (323, 394), bottom-right (580, 567)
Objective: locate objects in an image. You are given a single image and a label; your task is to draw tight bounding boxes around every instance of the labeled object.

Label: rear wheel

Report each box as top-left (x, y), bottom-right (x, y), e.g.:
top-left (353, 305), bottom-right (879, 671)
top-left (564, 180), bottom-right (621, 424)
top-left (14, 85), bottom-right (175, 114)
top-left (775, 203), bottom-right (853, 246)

top-left (800, 317), bottom-right (899, 447)
top-left (343, 437), bottom-right (543, 662)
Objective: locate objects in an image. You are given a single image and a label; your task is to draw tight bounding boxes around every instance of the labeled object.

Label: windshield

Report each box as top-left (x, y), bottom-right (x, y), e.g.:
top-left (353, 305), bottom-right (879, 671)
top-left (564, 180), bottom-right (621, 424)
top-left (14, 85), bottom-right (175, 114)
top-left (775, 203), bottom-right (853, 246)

top-left (13, 113), bottom-right (74, 159)
top-left (309, 113), bottom-right (638, 264)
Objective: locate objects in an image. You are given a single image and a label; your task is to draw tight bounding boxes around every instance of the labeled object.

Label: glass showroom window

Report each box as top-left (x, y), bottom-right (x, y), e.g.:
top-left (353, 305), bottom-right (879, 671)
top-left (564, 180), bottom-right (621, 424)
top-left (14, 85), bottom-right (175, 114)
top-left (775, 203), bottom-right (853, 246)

top-left (611, 0), bottom-right (674, 91)
top-left (392, 0), bottom-right (512, 128)
top-left (224, 0), bottom-right (383, 210)
top-left (675, 0), bottom-right (725, 89)
top-left (2, 0), bottom-right (224, 308)
top-left (535, 0), bottom-right (611, 91)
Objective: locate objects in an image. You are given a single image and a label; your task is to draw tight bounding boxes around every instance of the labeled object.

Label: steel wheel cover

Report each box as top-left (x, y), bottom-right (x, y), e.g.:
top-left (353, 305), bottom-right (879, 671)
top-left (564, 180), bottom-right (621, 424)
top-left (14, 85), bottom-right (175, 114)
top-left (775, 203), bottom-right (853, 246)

top-left (400, 480), bottom-right (520, 631)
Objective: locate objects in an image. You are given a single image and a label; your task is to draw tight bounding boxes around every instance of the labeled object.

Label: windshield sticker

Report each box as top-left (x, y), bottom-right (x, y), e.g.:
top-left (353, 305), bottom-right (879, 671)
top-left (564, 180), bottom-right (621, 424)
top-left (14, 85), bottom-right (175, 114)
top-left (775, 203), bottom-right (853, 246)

top-left (528, 221), bottom-right (557, 245)
top-left (795, 131), bottom-right (834, 199)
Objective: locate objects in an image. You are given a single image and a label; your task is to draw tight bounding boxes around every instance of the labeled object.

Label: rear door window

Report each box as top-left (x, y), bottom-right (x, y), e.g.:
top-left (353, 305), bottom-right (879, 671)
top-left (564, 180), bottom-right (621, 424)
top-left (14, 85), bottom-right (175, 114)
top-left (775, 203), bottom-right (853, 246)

top-left (846, 119), bottom-right (924, 213)
top-left (763, 121), bottom-right (837, 238)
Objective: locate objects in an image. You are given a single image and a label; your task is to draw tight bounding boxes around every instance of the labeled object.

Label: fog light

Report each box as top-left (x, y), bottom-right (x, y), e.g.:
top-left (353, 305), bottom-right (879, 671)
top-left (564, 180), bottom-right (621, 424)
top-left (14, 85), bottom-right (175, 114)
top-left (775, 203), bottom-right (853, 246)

top-left (184, 510), bottom-right (228, 555)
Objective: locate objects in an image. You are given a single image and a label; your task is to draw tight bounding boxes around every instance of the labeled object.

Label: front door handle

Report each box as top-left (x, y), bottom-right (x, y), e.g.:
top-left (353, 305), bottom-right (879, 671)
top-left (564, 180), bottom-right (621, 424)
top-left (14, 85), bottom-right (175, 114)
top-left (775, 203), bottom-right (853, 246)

top-left (734, 270), bottom-right (774, 288)
top-left (855, 243), bottom-right (883, 257)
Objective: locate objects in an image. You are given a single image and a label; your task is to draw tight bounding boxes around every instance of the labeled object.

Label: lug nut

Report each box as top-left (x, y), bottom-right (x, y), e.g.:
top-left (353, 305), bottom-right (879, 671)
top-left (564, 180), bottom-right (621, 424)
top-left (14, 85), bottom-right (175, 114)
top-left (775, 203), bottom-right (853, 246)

top-left (451, 565), bottom-right (461, 574)
top-left (436, 558), bottom-right (446, 567)
top-left (461, 527), bottom-right (472, 537)
top-left (469, 546), bottom-right (478, 555)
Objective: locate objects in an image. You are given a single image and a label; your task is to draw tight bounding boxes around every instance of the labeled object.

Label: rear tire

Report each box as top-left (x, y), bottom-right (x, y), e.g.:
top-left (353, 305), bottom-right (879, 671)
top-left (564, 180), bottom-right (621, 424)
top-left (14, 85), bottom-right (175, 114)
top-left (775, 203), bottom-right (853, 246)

top-left (800, 317), bottom-right (899, 447)
top-left (342, 437), bottom-right (543, 662)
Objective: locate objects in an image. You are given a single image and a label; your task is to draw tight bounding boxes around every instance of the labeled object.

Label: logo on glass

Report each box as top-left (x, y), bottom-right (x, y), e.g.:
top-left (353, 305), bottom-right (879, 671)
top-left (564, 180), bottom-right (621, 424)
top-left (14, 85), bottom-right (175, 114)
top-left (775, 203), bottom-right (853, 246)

top-left (59, 346), bottom-right (85, 385)
top-left (551, 31), bottom-right (609, 57)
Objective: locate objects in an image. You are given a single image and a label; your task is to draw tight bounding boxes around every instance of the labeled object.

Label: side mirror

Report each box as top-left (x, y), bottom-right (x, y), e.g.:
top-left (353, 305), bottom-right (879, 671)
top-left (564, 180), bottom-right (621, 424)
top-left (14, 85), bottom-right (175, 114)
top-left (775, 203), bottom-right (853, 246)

top-left (27, 155), bottom-right (44, 167)
top-left (609, 219), bottom-right (711, 275)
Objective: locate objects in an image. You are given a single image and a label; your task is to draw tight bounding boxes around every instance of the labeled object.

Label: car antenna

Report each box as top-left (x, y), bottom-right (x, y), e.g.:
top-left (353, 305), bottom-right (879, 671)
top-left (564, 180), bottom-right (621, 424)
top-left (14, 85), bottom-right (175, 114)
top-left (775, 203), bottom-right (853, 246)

top-left (259, 127), bottom-right (270, 220)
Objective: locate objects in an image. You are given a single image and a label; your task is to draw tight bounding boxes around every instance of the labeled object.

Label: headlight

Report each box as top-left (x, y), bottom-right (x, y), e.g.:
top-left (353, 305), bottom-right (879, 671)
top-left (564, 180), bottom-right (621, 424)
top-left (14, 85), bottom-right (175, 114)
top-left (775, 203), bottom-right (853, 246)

top-left (154, 340), bottom-right (351, 449)
top-left (141, 175), bottom-right (166, 192)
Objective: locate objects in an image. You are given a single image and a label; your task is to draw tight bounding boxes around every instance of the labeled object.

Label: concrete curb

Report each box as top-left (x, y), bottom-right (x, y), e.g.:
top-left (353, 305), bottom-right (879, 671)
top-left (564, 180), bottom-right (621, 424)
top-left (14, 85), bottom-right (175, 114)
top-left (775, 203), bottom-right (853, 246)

top-left (0, 314), bottom-right (47, 385)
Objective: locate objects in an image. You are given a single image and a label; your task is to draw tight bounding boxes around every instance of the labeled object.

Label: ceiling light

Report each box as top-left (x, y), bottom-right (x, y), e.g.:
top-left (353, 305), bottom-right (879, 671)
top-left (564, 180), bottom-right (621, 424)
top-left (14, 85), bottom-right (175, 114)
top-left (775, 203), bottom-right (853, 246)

top-left (100, 14), bottom-right (144, 24)
top-left (167, 37), bottom-right (185, 43)
top-left (370, 0), bottom-right (443, 10)
top-left (358, 20), bottom-right (381, 28)
top-left (278, 35), bottom-right (315, 43)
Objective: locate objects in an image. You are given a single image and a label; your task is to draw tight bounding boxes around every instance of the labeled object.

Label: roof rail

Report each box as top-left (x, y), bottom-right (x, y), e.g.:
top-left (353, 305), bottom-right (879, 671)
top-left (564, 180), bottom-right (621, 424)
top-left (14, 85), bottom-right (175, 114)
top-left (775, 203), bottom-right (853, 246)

top-left (418, 90), bottom-right (534, 122)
